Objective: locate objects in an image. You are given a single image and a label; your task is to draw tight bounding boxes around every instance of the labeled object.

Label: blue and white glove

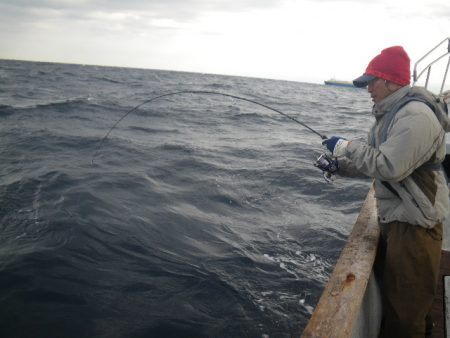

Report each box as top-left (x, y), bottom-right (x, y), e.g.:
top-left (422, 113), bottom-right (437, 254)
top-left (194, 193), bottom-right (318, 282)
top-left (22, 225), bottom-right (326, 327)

top-left (314, 153), bottom-right (339, 182)
top-left (322, 136), bottom-right (349, 157)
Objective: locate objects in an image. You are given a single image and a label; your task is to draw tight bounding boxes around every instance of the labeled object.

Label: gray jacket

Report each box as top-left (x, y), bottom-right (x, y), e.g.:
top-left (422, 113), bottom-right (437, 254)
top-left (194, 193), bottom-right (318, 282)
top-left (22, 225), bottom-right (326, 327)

top-left (339, 86), bottom-right (449, 228)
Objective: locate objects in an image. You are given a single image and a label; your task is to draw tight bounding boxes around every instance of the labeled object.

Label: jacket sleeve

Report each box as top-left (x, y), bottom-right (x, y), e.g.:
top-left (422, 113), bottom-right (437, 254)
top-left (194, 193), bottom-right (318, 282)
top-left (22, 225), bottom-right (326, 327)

top-left (337, 128), bottom-right (374, 178)
top-left (343, 101), bottom-right (445, 182)
top-left (337, 157), bottom-right (370, 178)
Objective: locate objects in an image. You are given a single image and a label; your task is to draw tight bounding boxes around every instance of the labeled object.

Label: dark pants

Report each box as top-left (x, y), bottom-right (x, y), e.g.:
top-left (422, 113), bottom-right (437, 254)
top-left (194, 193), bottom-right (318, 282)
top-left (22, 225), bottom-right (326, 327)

top-left (375, 221), bottom-right (442, 338)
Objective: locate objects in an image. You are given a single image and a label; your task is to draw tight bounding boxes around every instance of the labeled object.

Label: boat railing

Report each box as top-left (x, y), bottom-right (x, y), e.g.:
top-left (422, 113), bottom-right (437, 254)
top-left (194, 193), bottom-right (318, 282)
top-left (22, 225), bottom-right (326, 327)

top-left (413, 37), bottom-right (450, 94)
top-left (300, 187), bottom-right (381, 338)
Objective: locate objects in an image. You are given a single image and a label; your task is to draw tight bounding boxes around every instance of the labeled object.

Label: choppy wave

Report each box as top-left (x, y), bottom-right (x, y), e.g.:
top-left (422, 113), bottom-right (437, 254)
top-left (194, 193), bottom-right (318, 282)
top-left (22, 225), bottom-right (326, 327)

top-left (0, 59), bottom-right (373, 338)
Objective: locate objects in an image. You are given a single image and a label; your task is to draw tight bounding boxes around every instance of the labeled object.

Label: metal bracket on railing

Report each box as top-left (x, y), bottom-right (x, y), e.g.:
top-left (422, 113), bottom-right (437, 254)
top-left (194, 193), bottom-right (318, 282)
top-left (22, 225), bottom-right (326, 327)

top-left (413, 37), bottom-right (450, 94)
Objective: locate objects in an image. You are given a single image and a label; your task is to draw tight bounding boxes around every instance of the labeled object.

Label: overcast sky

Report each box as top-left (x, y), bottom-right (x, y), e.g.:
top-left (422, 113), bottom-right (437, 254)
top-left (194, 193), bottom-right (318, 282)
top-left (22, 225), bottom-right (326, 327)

top-left (0, 0), bottom-right (449, 85)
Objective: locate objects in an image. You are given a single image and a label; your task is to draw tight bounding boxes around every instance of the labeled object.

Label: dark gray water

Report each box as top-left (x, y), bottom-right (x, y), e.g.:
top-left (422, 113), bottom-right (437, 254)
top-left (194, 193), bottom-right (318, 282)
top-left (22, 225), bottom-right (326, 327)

top-left (0, 59), bottom-right (373, 338)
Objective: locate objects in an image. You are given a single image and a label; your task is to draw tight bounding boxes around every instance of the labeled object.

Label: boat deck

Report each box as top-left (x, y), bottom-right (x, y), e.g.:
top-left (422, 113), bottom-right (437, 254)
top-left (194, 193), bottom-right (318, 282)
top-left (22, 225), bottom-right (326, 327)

top-left (431, 250), bottom-right (450, 338)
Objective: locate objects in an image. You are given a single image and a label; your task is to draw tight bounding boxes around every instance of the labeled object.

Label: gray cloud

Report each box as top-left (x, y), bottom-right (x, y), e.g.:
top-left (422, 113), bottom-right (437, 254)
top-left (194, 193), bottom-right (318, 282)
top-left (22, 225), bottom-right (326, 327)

top-left (430, 3), bottom-right (450, 18)
top-left (0, 0), bottom-right (287, 22)
top-left (0, 0), bottom-right (290, 48)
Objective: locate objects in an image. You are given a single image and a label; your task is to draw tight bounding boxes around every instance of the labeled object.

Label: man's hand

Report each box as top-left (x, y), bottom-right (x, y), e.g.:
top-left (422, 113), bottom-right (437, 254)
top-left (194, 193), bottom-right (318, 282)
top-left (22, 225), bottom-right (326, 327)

top-left (322, 136), bottom-right (349, 157)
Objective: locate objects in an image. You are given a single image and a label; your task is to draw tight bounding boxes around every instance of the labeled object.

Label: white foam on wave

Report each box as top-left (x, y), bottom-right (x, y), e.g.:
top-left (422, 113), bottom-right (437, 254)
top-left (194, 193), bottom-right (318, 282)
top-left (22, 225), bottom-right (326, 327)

top-left (256, 250), bottom-right (331, 316)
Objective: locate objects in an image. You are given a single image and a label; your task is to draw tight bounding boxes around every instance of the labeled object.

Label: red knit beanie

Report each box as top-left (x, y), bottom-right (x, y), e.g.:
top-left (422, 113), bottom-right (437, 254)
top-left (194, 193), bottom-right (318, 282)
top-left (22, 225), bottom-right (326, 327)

top-left (353, 46), bottom-right (411, 87)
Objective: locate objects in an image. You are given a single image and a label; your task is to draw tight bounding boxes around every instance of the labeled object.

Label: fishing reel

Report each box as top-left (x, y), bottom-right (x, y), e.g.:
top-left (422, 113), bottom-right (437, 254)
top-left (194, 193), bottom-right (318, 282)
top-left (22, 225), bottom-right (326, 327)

top-left (314, 153), bottom-right (339, 183)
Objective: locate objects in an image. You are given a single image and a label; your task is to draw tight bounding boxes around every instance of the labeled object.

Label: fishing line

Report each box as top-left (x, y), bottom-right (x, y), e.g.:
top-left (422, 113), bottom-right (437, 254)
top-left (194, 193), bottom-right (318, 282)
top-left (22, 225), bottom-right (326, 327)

top-left (91, 90), bottom-right (327, 165)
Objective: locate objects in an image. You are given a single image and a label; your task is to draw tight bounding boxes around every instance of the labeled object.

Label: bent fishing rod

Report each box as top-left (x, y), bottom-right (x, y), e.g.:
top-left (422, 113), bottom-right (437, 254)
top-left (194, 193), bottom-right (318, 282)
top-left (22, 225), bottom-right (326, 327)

top-left (91, 90), bottom-right (328, 165)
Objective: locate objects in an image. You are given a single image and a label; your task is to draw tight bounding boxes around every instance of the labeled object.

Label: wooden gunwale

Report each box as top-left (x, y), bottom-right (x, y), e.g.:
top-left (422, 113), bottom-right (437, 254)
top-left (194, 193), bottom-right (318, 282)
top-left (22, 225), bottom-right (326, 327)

top-left (301, 185), bottom-right (450, 337)
top-left (301, 187), bottom-right (379, 338)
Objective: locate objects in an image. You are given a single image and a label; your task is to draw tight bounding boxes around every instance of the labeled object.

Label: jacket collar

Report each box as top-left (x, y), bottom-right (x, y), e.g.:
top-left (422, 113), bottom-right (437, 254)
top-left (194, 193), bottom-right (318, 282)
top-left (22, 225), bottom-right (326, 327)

top-left (372, 85), bottom-right (411, 119)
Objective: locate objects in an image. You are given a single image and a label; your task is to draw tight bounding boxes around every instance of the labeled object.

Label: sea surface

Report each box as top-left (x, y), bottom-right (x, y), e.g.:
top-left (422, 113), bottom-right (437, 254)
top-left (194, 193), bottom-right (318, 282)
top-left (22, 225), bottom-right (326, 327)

top-left (0, 60), bottom-right (373, 338)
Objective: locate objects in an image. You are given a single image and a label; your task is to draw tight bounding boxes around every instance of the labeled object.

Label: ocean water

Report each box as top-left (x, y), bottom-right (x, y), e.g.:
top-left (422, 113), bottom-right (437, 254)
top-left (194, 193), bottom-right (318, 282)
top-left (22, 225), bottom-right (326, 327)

top-left (0, 60), bottom-right (373, 338)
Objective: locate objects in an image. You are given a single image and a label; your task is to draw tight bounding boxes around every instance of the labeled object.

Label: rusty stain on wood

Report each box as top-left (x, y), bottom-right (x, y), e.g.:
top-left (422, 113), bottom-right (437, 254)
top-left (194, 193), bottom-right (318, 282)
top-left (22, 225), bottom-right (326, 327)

top-left (346, 273), bottom-right (356, 282)
top-left (300, 186), bottom-right (379, 338)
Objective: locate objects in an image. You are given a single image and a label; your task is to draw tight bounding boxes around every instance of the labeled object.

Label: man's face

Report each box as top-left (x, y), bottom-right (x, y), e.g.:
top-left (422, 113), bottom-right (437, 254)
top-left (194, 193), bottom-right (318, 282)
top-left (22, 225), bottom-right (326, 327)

top-left (368, 78), bottom-right (391, 103)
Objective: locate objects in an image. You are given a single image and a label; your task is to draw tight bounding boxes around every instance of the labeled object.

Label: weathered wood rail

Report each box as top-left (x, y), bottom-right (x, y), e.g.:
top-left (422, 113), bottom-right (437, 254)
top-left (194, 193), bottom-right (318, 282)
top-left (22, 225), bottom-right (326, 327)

top-left (301, 187), bottom-right (381, 338)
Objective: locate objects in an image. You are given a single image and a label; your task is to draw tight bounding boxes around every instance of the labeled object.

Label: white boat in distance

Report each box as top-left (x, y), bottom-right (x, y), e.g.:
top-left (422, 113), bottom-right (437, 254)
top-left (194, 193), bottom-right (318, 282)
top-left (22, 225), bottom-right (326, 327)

top-left (324, 79), bottom-right (356, 88)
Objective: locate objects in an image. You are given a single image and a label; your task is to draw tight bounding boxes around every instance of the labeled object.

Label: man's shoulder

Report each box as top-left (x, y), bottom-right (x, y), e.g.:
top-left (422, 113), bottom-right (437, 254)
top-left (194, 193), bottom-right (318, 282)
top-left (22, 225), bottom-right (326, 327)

top-left (403, 86), bottom-right (450, 131)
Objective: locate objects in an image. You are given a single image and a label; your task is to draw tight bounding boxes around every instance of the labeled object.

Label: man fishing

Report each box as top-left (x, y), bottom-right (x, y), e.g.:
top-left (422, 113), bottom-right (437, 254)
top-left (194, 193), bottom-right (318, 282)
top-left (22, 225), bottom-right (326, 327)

top-left (317, 46), bottom-right (449, 338)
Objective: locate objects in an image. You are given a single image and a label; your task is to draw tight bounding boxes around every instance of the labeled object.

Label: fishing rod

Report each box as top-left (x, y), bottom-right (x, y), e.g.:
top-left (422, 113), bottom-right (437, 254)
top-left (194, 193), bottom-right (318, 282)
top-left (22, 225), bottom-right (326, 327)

top-left (91, 90), bottom-right (328, 165)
